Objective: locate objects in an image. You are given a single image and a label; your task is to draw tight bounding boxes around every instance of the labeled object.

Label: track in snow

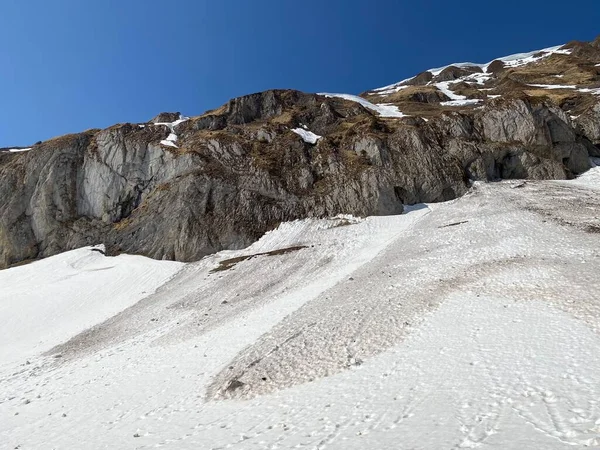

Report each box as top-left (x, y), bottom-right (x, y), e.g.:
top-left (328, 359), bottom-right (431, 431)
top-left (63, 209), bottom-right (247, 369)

top-left (1, 174), bottom-right (600, 449)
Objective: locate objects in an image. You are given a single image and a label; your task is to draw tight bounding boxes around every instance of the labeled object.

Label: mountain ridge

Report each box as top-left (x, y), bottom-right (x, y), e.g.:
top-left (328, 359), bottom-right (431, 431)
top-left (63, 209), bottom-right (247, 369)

top-left (1, 36), bottom-right (599, 268)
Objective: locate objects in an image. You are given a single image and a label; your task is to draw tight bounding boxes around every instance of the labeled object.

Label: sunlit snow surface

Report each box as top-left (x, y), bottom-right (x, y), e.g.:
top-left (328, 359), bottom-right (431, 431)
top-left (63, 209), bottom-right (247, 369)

top-left (529, 84), bottom-right (578, 89)
top-left (2, 147), bottom-right (32, 153)
top-left (435, 81), bottom-right (483, 106)
top-left (291, 128), bottom-right (322, 144)
top-left (2, 168), bottom-right (600, 448)
top-left (0, 246), bottom-right (183, 365)
top-left (155, 114), bottom-right (189, 148)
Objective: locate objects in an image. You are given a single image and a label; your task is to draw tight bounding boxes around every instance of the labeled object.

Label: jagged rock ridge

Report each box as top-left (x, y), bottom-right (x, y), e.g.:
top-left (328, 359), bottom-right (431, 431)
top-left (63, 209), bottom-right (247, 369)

top-left (1, 37), bottom-right (599, 268)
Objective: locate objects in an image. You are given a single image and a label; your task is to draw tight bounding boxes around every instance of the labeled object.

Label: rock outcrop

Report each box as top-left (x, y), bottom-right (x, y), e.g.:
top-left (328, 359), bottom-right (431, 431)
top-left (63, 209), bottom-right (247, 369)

top-left (1, 36), bottom-right (600, 268)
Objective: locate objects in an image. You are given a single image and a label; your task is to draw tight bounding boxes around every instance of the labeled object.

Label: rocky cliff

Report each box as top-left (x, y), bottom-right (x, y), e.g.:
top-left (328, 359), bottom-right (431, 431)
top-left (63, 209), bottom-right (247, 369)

top-left (1, 37), bottom-right (600, 268)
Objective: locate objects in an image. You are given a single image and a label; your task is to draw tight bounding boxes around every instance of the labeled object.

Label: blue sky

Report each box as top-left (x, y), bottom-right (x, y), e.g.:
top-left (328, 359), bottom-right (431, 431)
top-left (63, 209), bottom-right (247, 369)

top-left (1, 0), bottom-right (598, 145)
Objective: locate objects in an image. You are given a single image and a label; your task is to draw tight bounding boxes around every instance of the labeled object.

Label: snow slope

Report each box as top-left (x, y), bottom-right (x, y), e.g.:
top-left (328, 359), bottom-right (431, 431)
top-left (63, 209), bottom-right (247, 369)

top-left (1, 174), bottom-right (600, 449)
top-left (560, 158), bottom-right (600, 190)
top-left (0, 246), bottom-right (183, 366)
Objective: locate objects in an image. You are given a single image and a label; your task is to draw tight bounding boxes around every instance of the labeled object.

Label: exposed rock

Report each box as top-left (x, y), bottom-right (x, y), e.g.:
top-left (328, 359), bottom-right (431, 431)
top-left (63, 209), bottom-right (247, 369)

top-left (436, 112), bottom-right (475, 138)
top-left (2, 37), bottom-right (600, 268)
top-left (352, 136), bottom-right (389, 166)
top-left (576, 103), bottom-right (600, 145)
top-left (562, 40), bottom-right (600, 59)
top-left (487, 60), bottom-right (506, 75)
top-left (478, 98), bottom-right (592, 175)
top-left (190, 114), bottom-right (227, 131)
top-left (150, 112), bottom-right (181, 124)
top-left (225, 90), bottom-right (315, 125)
top-left (403, 71), bottom-right (433, 86)
top-left (433, 65), bottom-right (483, 82)
top-left (406, 90), bottom-right (450, 103)
top-left (480, 99), bottom-right (538, 143)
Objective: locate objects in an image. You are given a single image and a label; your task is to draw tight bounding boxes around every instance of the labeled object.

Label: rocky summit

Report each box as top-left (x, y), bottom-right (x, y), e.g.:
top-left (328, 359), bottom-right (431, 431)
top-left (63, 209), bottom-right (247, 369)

top-left (1, 37), bottom-right (600, 268)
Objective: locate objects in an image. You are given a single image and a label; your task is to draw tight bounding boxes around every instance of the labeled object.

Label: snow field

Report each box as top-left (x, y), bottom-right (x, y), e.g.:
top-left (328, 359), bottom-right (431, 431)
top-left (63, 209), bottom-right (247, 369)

top-left (1, 173), bottom-right (600, 449)
top-left (0, 245), bottom-right (183, 367)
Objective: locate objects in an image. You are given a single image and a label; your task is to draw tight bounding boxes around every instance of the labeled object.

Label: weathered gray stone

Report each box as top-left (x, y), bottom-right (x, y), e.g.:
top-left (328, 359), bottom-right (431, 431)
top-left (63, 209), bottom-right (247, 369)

top-left (0, 88), bottom-right (597, 268)
top-left (576, 102), bottom-right (600, 145)
top-left (481, 99), bottom-right (538, 143)
top-left (150, 112), bottom-right (181, 124)
top-left (352, 136), bottom-right (389, 166)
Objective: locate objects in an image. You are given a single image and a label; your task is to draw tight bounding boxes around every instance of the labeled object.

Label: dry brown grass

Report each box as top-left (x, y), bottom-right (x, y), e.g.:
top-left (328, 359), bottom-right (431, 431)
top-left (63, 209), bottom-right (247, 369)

top-left (521, 89), bottom-right (580, 105)
top-left (450, 83), bottom-right (487, 99)
top-left (504, 54), bottom-right (597, 85)
top-left (390, 101), bottom-right (479, 118)
top-left (364, 85), bottom-right (442, 104)
top-left (41, 133), bottom-right (86, 150)
top-left (113, 216), bottom-right (133, 231)
top-left (270, 111), bottom-right (294, 124)
top-left (155, 182), bottom-right (171, 191)
top-left (203, 104), bottom-right (228, 116)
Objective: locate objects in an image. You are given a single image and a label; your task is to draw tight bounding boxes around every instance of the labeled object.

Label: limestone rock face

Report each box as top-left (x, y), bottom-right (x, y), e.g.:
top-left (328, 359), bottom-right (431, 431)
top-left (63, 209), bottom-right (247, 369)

top-left (481, 99), bottom-right (539, 143)
top-left (2, 35), bottom-right (600, 268)
top-left (576, 103), bottom-right (600, 147)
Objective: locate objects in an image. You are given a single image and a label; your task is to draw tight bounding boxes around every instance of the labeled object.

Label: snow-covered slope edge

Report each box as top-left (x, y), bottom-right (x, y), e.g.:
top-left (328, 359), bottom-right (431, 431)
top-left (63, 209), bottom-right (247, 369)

top-left (0, 246), bottom-right (183, 366)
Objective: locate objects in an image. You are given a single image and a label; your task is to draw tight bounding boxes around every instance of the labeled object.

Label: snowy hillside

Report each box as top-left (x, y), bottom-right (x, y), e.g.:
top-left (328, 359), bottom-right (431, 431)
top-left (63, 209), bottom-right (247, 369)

top-left (0, 248), bottom-right (183, 366)
top-left (371, 44), bottom-right (572, 95)
top-left (358, 38), bottom-right (600, 127)
top-left (1, 168), bottom-right (600, 448)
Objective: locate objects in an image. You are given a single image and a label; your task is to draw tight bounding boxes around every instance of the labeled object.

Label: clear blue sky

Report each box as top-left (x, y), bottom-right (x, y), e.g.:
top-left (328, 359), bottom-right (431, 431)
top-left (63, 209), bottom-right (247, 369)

top-left (1, 0), bottom-right (598, 146)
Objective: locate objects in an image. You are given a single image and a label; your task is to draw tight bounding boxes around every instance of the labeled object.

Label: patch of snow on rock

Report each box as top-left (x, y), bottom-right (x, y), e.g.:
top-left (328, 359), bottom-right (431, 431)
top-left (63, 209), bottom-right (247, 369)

top-left (435, 81), bottom-right (482, 106)
top-left (291, 128), bottom-right (322, 144)
top-left (161, 132), bottom-right (179, 148)
top-left (529, 84), bottom-right (577, 89)
top-left (7, 147), bottom-right (32, 153)
top-left (374, 84), bottom-right (410, 96)
top-left (464, 72), bottom-right (492, 85)
top-left (155, 114), bottom-right (190, 148)
top-left (435, 81), bottom-right (466, 101)
top-left (320, 93), bottom-right (406, 118)
top-left (441, 99), bottom-right (482, 107)
top-left (579, 87), bottom-right (600, 95)
top-left (565, 158), bottom-right (600, 189)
